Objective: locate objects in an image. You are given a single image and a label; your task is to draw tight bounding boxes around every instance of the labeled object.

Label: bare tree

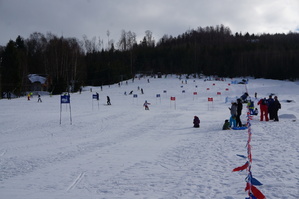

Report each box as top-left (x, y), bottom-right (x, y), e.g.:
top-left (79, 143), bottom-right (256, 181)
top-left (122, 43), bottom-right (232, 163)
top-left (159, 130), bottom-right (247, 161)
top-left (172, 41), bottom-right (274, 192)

top-left (83, 35), bottom-right (97, 53)
top-left (127, 31), bottom-right (136, 49)
top-left (107, 30), bottom-right (110, 50)
top-left (98, 36), bottom-right (103, 51)
top-left (117, 30), bottom-right (136, 51)
top-left (118, 30), bottom-right (127, 51)
top-left (145, 30), bottom-right (155, 47)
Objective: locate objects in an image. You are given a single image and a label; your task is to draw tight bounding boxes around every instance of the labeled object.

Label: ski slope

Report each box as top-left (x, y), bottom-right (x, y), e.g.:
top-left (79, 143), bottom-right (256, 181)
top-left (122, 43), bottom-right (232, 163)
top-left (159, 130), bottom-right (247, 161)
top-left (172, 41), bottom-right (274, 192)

top-left (0, 76), bottom-right (298, 198)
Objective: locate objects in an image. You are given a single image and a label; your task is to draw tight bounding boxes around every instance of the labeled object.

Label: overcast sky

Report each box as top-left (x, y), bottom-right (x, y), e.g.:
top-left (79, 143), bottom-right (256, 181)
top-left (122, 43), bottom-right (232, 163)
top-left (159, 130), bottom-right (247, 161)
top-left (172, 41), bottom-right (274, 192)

top-left (1, 0), bottom-right (299, 47)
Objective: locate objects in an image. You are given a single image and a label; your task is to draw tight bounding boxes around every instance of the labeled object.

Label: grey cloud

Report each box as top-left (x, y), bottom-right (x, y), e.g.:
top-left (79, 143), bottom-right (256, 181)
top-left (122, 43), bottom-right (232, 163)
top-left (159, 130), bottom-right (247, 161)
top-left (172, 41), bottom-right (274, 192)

top-left (1, 0), bottom-right (299, 46)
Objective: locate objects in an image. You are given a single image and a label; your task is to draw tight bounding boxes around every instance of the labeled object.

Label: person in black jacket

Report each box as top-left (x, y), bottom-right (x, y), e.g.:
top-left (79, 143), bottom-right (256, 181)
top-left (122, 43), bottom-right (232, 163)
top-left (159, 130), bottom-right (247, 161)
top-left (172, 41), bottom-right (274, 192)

top-left (236, 98), bottom-right (243, 127)
top-left (267, 95), bottom-right (275, 120)
top-left (193, 116), bottom-right (200, 128)
top-left (272, 96), bottom-right (281, 121)
top-left (107, 96), bottom-right (111, 105)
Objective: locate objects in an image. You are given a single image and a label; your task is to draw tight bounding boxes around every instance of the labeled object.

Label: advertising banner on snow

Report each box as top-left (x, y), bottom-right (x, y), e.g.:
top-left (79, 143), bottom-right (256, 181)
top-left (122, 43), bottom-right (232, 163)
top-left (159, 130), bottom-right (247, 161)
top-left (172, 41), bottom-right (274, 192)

top-left (61, 95), bottom-right (70, 104)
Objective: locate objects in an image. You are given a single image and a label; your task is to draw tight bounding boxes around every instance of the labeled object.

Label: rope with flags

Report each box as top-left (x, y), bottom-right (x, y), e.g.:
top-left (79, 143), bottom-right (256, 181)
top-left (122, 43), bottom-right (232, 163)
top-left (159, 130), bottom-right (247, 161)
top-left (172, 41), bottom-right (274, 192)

top-left (232, 105), bottom-right (266, 199)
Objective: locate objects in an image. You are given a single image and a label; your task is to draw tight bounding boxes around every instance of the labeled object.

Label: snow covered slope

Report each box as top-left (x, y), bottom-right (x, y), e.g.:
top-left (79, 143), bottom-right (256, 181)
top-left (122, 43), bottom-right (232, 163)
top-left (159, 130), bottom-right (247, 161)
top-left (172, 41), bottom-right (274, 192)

top-left (1, 76), bottom-right (298, 198)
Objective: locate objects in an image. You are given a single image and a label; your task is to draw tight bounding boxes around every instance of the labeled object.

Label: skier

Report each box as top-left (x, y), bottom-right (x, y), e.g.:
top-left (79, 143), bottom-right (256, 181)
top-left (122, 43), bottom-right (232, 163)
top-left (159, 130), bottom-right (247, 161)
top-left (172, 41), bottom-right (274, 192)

top-left (107, 96), bottom-right (111, 105)
top-left (248, 100), bottom-right (254, 115)
top-left (37, 94), bottom-right (42, 102)
top-left (143, 100), bottom-right (150, 110)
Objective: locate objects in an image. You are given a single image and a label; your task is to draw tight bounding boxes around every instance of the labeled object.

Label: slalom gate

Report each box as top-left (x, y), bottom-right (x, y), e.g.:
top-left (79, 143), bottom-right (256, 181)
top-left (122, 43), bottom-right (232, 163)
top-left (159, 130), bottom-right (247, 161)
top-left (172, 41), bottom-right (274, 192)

top-left (60, 94), bottom-right (72, 125)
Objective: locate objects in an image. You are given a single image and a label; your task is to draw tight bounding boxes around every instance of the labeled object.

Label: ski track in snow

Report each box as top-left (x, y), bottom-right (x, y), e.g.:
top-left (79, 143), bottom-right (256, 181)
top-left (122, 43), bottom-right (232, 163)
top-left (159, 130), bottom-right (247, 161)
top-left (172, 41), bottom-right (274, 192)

top-left (0, 77), bottom-right (299, 198)
top-left (67, 172), bottom-right (85, 192)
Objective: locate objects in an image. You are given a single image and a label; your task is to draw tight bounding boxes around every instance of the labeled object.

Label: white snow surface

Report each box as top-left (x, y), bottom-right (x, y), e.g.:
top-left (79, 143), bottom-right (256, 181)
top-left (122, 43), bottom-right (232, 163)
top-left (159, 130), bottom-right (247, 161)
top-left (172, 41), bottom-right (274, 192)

top-left (1, 76), bottom-right (299, 199)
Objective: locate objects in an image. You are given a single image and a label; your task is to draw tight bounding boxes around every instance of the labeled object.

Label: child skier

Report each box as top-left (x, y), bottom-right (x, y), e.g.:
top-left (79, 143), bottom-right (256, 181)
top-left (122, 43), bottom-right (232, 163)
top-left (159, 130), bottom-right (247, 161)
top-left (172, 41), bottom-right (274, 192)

top-left (37, 94), bottom-right (42, 102)
top-left (248, 100), bottom-right (254, 115)
top-left (143, 100), bottom-right (150, 110)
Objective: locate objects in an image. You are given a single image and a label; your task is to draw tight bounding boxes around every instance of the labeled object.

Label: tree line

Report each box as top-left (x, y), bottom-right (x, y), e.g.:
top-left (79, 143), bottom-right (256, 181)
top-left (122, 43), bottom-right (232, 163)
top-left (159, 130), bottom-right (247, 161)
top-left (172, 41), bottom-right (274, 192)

top-left (1, 24), bottom-right (299, 97)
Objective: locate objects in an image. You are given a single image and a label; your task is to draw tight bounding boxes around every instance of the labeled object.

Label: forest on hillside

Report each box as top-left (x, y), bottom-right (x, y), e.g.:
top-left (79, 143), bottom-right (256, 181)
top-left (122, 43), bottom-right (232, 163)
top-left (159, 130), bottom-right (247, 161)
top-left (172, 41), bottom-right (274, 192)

top-left (1, 24), bottom-right (299, 96)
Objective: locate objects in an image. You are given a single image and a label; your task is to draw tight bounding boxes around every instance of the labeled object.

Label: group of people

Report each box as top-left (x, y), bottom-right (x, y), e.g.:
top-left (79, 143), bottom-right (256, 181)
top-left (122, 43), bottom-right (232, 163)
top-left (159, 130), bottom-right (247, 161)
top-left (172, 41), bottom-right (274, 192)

top-left (26, 93), bottom-right (42, 102)
top-left (223, 98), bottom-right (244, 130)
top-left (257, 95), bottom-right (281, 121)
top-left (223, 94), bottom-right (282, 130)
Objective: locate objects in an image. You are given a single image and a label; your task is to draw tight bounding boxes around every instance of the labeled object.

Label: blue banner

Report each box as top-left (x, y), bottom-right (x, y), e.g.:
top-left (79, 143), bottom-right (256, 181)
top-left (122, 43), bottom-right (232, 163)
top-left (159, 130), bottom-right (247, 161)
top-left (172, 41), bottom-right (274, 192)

top-left (61, 95), bottom-right (70, 104)
top-left (133, 94), bottom-right (138, 98)
top-left (92, 94), bottom-right (99, 100)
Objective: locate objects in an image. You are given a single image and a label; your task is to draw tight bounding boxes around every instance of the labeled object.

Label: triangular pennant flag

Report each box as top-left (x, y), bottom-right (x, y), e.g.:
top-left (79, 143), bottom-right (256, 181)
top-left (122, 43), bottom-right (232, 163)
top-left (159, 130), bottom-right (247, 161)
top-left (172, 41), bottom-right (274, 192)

top-left (245, 183), bottom-right (266, 199)
top-left (251, 185), bottom-right (266, 199)
top-left (247, 173), bottom-right (263, 186)
top-left (236, 154), bottom-right (247, 159)
top-left (251, 177), bottom-right (263, 186)
top-left (232, 161), bottom-right (249, 172)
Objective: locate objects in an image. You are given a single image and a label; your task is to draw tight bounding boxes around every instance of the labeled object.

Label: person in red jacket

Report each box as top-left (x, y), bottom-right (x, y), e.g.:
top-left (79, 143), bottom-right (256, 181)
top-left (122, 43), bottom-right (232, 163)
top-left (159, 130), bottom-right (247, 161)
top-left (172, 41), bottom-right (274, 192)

top-left (257, 98), bottom-right (269, 121)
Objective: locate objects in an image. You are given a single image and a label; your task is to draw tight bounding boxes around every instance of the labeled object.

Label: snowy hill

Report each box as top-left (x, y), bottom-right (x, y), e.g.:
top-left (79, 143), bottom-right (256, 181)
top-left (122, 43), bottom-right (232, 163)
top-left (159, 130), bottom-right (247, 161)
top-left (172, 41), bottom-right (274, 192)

top-left (0, 76), bottom-right (298, 198)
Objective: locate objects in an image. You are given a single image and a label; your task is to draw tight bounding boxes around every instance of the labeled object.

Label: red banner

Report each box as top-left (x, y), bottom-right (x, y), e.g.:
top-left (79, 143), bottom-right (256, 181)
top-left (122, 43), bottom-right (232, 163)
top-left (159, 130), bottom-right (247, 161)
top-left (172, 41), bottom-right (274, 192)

top-left (170, 97), bottom-right (176, 101)
top-left (208, 97), bottom-right (213, 102)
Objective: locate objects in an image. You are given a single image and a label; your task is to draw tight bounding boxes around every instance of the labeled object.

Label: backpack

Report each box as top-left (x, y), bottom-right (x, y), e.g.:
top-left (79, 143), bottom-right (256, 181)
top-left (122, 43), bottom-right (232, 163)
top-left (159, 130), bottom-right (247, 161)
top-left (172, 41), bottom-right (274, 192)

top-left (261, 99), bottom-right (267, 105)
